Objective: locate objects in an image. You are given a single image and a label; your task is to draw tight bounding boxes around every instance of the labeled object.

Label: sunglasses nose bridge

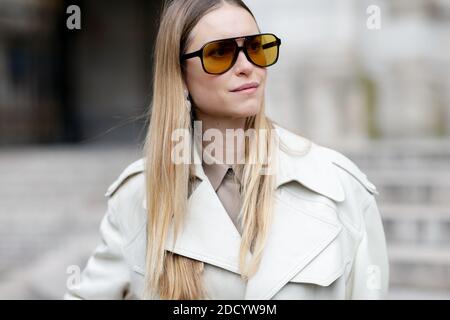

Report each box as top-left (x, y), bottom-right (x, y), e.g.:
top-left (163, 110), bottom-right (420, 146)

top-left (235, 45), bottom-right (245, 55)
top-left (233, 45), bottom-right (254, 69)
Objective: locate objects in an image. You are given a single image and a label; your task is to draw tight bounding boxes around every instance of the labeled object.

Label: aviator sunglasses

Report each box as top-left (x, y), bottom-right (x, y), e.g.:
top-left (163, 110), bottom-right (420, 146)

top-left (180, 33), bottom-right (281, 75)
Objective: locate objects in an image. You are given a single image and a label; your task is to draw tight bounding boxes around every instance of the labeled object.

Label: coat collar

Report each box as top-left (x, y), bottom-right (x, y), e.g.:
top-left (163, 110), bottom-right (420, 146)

top-left (191, 123), bottom-right (345, 202)
top-left (140, 123), bottom-right (345, 299)
top-left (271, 123), bottom-right (345, 202)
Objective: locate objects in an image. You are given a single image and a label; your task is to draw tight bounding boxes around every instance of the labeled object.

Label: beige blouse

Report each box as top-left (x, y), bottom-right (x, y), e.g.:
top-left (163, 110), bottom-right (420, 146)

top-left (201, 148), bottom-right (244, 236)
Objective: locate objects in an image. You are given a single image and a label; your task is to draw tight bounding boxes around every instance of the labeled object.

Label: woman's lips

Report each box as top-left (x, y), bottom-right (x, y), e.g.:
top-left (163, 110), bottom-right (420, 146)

top-left (230, 82), bottom-right (259, 92)
top-left (231, 82), bottom-right (259, 93)
top-left (231, 86), bottom-right (258, 94)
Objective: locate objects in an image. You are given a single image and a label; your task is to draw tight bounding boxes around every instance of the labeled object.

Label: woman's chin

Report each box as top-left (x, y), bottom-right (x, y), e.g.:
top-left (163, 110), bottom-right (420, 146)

top-left (229, 103), bottom-right (260, 118)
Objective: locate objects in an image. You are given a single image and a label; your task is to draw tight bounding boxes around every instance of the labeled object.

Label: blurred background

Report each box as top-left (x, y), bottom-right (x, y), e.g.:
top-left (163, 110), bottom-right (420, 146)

top-left (0, 0), bottom-right (449, 299)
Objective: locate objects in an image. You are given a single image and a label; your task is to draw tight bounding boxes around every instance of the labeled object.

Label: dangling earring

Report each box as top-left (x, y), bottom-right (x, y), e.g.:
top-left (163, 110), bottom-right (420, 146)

top-left (184, 89), bottom-right (191, 112)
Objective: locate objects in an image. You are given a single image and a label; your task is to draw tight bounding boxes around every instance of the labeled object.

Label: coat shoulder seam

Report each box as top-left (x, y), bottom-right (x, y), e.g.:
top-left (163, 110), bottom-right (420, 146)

top-left (319, 146), bottom-right (378, 196)
top-left (105, 158), bottom-right (145, 198)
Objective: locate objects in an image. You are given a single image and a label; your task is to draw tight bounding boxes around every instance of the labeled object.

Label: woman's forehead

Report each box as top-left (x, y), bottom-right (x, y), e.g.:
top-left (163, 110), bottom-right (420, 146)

top-left (190, 30), bottom-right (259, 47)
top-left (188, 5), bottom-right (259, 49)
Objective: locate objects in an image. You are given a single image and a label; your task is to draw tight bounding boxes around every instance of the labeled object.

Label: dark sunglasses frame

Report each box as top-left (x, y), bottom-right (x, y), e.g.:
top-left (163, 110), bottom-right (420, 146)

top-left (180, 33), bottom-right (281, 75)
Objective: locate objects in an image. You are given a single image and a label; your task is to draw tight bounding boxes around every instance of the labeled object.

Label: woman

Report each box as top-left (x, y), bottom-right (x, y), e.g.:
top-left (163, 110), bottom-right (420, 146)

top-left (65, 0), bottom-right (389, 300)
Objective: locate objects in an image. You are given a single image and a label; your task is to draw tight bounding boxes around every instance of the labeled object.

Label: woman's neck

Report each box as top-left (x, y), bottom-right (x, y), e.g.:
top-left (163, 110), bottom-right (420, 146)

top-left (194, 112), bottom-right (246, 165)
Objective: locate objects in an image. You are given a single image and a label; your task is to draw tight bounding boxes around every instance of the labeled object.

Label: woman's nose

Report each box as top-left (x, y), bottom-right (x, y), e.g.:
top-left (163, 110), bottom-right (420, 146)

top-left (234, 49), bottom-right (253, 74)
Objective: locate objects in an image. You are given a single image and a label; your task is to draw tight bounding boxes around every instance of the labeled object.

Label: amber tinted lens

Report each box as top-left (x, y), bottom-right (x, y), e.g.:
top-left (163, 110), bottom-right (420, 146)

top-left (203, 40), bottom-right (237, 74)
top-left (246, 34), bottom-right (279, 67)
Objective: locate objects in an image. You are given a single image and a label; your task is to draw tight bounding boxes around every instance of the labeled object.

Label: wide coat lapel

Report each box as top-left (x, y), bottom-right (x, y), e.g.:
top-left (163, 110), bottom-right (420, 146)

top-left (143, 139), bottom-right (247, 275)
top-left (163, 173), bottom-right (246, 274)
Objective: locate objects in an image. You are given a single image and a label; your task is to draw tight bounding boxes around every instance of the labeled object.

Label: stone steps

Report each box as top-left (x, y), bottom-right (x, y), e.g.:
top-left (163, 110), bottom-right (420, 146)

top-left (380, 204), bottom-right (450, 245)
top-left (388, 244), bottom-right (450, 289)
top-left (339, 141), bottom-right (450, 291)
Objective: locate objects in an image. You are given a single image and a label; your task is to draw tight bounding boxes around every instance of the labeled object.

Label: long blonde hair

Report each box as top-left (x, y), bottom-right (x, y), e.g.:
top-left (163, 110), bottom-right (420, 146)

top-left (143, 0), bottom-right (278, 299)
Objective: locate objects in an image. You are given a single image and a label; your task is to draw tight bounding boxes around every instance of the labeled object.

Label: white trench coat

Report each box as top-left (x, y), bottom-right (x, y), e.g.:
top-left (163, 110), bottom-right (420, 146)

top-left (64, 124), bottom-right (389, 300)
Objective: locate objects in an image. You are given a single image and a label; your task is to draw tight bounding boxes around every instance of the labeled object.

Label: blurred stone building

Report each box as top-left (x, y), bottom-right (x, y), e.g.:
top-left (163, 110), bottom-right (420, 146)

top-left (1, 0), bottom-right (449, 145)
top-left (249, 0), bottom-right (450, 144)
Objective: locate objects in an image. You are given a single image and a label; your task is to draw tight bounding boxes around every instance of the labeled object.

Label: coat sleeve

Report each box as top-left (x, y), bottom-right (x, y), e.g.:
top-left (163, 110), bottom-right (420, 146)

top-left (64, 198), bottom-right (131, 299)
top-left (347, 195), bottom-right (390, 299)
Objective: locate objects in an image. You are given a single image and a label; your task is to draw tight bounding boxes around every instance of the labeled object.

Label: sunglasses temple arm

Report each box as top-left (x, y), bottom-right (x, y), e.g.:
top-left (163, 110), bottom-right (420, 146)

top-left (262, 41), bottom-right (280, 50)
top-left (181, 50), bottom-right (202, 61)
